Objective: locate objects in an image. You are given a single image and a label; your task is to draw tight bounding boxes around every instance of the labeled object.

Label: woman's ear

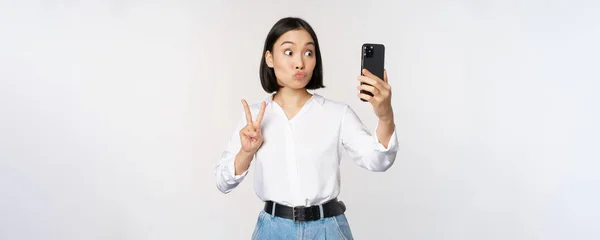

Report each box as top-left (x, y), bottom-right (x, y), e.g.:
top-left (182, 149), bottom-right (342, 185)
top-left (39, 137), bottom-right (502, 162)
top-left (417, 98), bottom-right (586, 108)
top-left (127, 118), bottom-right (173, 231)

top-left (265, 51), bottom-right (274, 68)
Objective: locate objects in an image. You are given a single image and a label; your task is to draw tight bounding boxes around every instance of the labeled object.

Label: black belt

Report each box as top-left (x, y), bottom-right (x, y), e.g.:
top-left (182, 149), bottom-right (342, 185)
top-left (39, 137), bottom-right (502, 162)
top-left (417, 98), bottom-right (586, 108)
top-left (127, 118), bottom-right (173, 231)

top-left (264, 198), bottom-right (346, 222)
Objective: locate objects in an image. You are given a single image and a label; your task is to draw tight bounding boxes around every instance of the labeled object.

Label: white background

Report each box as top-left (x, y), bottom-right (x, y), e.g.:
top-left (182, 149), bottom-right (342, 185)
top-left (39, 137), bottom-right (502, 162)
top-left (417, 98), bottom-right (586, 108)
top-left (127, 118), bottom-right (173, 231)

top-left (1, 0), bottom-right (599, 239)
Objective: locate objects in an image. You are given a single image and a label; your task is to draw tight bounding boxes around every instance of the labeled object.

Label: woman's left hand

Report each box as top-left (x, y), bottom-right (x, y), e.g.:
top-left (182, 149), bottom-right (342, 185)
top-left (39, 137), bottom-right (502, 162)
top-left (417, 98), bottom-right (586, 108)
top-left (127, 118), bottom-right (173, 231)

top-left (357, 68), bottom-right (394, 121)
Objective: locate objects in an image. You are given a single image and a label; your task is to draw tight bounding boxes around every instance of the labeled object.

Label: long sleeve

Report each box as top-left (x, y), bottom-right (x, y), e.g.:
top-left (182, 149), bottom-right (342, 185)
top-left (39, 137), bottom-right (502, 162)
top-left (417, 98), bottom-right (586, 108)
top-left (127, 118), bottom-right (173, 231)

top-left (340, 105), bottom-right (399, 172)
top-left (214, 116), bottom-right (250, 194)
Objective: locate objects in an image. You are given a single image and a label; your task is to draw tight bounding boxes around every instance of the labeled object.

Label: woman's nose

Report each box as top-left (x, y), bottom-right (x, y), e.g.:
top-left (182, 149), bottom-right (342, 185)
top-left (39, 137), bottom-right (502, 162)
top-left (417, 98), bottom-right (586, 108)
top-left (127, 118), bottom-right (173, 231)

top-left (294, 56), bottom-right (304, 70)
top-left (295, 61), bottom-right (304, 70)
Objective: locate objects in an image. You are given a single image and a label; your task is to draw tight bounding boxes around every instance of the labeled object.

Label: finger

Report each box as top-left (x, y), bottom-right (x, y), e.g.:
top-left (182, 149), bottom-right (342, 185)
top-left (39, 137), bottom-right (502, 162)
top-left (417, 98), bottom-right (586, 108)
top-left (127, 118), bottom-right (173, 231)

top-left (240, 123), bottom-right (255, 135)
top-left (383, 69), bottom-right (388, 83)
top-left (358, 93), bottom-right (374, 103)
top-left (247, 131), bottom-right (258, 138)
top-left (241, 127), bottom-right (258, 138)
top-left (357, 76), bottom-right (377, 86)
top-left (240, 129), bottom-right (249, 138)
top-left (241, 99), bottom-right (253, 125)
top-left (255, 133), bottom-right (263, 142)
top-left (255, 101), bottom-right (266, 126)
top-left (357, 76), bottom-right (384, 92)
top-left (357, 84), bottom-right (379, 96)
top-left (382, 69), bottom-right (391, 91)
top-left (359, 75), bottom-right (391, 92)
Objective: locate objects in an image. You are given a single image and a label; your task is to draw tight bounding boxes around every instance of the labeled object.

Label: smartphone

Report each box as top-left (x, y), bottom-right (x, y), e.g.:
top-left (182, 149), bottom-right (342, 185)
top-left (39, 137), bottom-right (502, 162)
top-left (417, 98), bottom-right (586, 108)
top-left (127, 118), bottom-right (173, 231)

top-left (360, 43), bottom-right (385, 102)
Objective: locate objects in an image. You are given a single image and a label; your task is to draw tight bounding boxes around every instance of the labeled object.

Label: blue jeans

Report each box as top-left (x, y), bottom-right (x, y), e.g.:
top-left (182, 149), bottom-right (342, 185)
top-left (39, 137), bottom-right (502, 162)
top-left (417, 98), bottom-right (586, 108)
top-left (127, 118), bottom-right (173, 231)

top-left (251, 210), bottom-right (354, 239)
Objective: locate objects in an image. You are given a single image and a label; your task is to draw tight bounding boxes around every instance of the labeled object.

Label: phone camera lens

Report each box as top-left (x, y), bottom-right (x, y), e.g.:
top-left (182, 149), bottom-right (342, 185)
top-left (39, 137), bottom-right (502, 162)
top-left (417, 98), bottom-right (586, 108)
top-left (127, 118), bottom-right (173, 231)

top-left (363, 45), bottom-right (375, 57)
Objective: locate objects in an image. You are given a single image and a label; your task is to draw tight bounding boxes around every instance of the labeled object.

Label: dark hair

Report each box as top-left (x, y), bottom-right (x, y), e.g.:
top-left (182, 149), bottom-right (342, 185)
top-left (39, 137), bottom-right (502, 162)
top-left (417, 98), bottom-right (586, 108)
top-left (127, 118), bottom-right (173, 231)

top-left (259, 17), bottom-right (325, 93)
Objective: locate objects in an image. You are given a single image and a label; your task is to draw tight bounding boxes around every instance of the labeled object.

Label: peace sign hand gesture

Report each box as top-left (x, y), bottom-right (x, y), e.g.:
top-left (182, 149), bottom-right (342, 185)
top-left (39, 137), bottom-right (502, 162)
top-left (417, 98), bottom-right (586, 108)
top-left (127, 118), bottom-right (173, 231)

top-left (239, 100), bottom-right (267, 155)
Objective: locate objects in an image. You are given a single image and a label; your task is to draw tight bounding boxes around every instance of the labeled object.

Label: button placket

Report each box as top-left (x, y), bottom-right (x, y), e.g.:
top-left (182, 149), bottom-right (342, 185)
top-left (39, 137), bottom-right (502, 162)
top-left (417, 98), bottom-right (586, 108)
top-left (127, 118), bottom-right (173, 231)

top-left (288, 120), bottom-right (302, 203)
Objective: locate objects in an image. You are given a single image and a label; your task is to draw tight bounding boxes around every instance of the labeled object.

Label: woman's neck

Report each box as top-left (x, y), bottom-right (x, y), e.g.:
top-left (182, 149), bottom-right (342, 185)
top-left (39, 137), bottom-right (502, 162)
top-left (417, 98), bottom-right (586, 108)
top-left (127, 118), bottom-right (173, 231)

top-left (273, 88), bottom-right (312, 108)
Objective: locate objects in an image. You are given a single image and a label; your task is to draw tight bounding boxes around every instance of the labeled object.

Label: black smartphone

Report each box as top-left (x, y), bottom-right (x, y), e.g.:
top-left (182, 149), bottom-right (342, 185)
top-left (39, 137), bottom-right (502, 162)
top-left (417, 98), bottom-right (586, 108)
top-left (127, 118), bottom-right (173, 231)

top-left (360, 43), bottom-right (385, 102)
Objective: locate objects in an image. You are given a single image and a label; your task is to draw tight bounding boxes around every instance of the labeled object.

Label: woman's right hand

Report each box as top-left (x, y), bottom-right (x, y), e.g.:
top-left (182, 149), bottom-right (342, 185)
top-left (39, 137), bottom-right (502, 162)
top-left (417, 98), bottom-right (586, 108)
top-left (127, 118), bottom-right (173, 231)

top-left (239, 99), bottom-right (266, 155)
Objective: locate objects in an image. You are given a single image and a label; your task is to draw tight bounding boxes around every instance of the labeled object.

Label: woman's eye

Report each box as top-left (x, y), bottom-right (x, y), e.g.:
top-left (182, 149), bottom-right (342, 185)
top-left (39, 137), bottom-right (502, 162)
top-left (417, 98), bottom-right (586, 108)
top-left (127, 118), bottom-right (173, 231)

top-left (305, 50), bottom-right (313, 57)
top-left (284, 50), bottom-right (292, 55)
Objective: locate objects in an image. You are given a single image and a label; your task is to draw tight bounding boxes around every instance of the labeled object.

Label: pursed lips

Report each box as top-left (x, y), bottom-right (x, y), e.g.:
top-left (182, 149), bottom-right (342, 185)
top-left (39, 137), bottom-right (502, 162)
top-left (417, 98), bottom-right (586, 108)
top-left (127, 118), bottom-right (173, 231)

top-left (294, 72), bottom-right (306, 79)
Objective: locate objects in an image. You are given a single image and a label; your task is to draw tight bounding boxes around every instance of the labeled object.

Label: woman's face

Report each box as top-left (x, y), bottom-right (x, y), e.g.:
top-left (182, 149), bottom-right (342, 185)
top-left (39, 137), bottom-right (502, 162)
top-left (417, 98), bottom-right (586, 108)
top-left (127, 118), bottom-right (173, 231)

top-left (265, 29), bottom-right (316, 91)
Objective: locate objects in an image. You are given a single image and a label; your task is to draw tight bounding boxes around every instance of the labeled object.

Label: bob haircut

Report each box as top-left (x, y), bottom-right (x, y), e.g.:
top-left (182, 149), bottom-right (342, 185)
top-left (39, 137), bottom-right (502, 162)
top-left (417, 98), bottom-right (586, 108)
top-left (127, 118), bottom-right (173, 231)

top-left (259, 17), bottom-right (325, 93)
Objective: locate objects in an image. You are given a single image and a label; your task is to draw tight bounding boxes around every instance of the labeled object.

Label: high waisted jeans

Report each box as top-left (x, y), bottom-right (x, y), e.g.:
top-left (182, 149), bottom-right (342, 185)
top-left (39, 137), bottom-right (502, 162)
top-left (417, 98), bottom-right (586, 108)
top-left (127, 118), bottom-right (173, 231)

top-left (251, 210), bottom-right (354, 239)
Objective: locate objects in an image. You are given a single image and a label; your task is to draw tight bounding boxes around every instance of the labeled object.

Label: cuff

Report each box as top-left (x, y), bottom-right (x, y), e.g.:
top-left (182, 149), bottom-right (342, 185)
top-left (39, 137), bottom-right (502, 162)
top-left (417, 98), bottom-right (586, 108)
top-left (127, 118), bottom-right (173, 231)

top-left (227, 156), bottom-right (249, 182)
top-left (373, 127), bottom-right (399, 152)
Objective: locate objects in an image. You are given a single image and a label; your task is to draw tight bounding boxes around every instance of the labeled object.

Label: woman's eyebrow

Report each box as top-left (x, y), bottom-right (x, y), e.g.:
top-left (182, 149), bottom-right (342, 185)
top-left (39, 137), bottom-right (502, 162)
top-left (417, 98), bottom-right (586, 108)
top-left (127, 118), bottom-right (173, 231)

top-left (280, 41), bottom-right (315, 46)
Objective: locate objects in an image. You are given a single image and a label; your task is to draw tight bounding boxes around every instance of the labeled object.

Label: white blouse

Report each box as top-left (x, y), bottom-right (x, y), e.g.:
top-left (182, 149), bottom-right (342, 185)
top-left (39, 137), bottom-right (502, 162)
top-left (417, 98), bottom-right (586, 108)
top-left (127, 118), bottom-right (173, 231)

top-left (214, 93), bottom-right (399, 207)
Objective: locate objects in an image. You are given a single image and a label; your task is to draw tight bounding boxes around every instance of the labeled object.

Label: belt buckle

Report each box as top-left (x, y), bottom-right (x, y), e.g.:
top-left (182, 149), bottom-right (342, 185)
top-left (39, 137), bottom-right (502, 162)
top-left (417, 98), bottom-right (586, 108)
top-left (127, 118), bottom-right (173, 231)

top-left (293, 206), bottom-right (304, 222)
top-left (292, 207), bottom-right (297, 221)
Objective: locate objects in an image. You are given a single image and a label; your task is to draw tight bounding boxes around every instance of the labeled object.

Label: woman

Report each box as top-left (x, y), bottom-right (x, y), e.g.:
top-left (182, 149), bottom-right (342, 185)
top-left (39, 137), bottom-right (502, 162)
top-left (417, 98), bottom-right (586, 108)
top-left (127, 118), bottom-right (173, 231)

top-left (214, 17), bottom-right (398, 239)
